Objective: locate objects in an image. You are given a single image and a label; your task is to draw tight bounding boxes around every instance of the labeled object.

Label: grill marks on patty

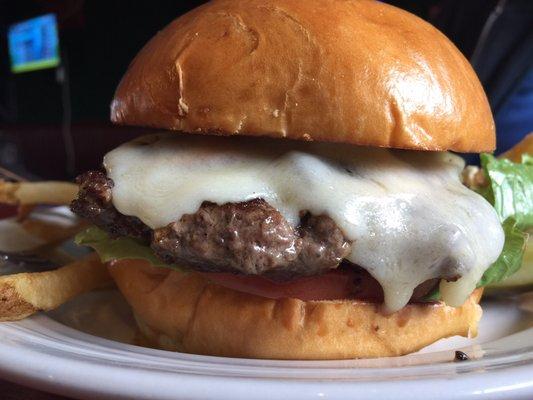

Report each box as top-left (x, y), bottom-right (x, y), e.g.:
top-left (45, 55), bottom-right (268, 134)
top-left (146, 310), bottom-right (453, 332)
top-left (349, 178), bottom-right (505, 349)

top-left (71, 171), bottom-right (351, 277)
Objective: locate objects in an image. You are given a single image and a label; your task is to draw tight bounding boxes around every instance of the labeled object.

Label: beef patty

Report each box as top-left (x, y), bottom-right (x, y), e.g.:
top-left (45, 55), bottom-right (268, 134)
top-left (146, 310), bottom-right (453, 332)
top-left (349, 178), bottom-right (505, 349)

top-left (71, 171), bottom-right (151, 242)
top-left (71, 171), bottom-right (440, 301)
top-left (71, 171), bottom-right (351, 277)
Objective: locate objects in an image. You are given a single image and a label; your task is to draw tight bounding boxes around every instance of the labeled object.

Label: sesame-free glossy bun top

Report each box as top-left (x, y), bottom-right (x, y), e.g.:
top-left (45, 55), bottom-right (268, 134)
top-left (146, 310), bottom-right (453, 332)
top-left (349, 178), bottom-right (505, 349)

top-left (111, 0), bottom-right (495, 152)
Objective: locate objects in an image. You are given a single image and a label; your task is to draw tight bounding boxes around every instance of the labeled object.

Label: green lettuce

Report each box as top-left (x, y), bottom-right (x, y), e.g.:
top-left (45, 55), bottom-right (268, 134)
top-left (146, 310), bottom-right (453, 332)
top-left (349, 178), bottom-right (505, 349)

top-left (477, 153), bottom-right (532, 286)
top-left (480, 153), bottom-right (533, 230)
top-left (490, 236), bottom-right (533, 288)
top-left (423, 152), bottom-right (532, 301)
top-left (75, 226), bottom-right (184, 271)
top-left (477, 218), bottom-right (527, 287)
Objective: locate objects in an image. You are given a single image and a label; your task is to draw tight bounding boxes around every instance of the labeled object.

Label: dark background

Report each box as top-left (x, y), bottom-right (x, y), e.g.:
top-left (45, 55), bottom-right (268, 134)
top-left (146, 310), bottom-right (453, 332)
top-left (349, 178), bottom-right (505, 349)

top-left (0, 0), bottom-right (207, 179)
top-left (0, 0), bottom-right (531, 180)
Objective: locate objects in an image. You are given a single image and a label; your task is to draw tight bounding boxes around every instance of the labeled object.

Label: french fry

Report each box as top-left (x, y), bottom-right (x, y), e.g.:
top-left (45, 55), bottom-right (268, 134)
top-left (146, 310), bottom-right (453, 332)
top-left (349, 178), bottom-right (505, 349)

top-left (0, 253), bottom-right (111, 321)
top-left (500, 132), bottom-right (533, 162)
top-left (20, 217), bottom-right (87, 246)
top-left (0, 181), bottom-right (78, 206)
top-left (0, 213), bottom-right (87, 255)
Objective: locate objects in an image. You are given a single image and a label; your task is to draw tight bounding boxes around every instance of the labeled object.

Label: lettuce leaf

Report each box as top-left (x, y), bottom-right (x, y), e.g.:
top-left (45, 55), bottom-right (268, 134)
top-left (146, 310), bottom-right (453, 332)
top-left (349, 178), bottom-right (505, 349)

top-left (422, 218), bottom-right (528, 301)
top-left (488, 134), bottom-right (533, 292)
top-left (477, 218), bottom-right (528, 287)
top-left (422, 153), bottom-right (532, 300)
top-left (490, 235), bottom-right (533, 288)
top-left (75, 226), bottom-right (184, 271)
top-left (480, 153), bottom-right (533, 230)
top-left (477, 153), bottom-right (532, 287)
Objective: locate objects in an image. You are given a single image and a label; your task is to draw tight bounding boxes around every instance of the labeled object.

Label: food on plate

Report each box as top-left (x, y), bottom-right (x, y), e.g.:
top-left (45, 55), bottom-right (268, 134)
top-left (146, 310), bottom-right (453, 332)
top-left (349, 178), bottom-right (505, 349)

top-left (68, 0), bottom-right (533, 359)
top-left (0, 0), bottom-right (528, 359)
top-left (489, 133), bottom-right (533, 289)
top-left (0, 181), bottom-right (78, 206)
top-left (0, 253), bottom-right (110, 321)
top-left (462, 133), bottom-right (533, 289)
top-left (0, 179), bottom-right (79, 222)
top-left (0, 190), bottom-right (100, 321)
top-left (17, 216), bottom-right (87, 248)
top-left (500, 133), bottom-right (533, 163)
top-left (489, 236), bottom-right (532, 289)
top-left (0, 214), bottom-right (84, 254)
top-left (0, 178), bottom-right (88, 257)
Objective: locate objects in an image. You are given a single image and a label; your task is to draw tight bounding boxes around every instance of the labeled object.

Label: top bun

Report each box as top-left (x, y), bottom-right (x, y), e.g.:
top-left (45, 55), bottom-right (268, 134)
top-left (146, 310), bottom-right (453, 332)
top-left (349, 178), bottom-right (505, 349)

top-left (111, 0), bottom-right (495, 152)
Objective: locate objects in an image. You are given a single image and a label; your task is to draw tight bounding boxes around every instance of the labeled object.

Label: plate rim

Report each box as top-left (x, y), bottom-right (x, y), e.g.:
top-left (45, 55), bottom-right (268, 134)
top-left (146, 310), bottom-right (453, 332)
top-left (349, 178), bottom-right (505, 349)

top-left (0, 314), bottom-right (532, 400)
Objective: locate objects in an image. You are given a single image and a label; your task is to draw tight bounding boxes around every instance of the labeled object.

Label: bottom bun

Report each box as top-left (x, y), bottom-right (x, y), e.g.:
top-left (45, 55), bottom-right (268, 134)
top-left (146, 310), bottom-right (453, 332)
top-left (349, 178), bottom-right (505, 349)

top-left (108, 259), bottom-right (483, 360)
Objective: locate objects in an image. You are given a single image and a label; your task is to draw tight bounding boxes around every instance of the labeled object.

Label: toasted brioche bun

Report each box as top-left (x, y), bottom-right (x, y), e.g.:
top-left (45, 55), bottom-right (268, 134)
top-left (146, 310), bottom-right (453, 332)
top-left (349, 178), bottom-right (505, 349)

top-left (108, 259), bottom-right (483, 360)
top-left (111, 0), bottom-right (494, 152)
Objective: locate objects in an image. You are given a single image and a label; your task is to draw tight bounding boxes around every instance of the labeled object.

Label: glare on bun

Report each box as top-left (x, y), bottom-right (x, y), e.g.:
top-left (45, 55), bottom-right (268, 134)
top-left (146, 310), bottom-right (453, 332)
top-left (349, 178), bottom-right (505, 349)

top-left (111, 0), bottom-right (495, 152)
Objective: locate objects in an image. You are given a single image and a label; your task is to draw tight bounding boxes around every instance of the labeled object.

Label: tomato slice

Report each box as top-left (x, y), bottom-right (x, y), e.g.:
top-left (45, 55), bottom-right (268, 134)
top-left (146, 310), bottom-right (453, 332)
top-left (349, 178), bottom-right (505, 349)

top-left (201, 267), bottom-right (385, 302)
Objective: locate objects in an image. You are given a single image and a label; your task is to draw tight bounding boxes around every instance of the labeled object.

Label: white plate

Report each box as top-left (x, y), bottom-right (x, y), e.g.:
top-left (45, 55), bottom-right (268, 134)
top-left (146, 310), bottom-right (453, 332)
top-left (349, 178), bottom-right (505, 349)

top-left (0, 291), bottom-right (531, 399)
top-left (0, 209), bottom-right (532, 399)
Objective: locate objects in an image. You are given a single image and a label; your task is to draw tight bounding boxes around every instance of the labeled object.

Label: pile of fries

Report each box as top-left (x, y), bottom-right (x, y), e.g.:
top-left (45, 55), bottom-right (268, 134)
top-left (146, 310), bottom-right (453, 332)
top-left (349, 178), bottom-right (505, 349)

top-left (0, 179), bottom-right (111, 321)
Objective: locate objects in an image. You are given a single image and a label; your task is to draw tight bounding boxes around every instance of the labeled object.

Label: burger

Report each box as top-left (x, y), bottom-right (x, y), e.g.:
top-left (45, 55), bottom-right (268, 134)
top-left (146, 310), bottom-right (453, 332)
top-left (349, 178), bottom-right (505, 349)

top-left (70, 0), bottom-right (518, 360)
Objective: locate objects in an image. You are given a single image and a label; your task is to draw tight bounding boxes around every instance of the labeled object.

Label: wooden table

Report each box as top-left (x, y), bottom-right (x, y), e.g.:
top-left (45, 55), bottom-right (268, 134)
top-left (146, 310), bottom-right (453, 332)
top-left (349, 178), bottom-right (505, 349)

top-left (0, 379), bottom-right (71, 400)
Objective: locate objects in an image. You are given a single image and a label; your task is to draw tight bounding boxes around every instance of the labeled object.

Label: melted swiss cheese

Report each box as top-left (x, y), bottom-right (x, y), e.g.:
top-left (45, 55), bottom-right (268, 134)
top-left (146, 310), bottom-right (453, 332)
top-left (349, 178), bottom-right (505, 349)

top-left (104, 134), bottom-right (504, 312)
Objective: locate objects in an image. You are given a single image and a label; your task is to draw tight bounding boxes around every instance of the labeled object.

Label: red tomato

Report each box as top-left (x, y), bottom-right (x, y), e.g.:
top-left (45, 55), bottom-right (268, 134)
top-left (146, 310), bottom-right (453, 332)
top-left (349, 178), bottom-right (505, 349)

top-left (201, 267), bottom-right (385, 302)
